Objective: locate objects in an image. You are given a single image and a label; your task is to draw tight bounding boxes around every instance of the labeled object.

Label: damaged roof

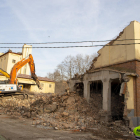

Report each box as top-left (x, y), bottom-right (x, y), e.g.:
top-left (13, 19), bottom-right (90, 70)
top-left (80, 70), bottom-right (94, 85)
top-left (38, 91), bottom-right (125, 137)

top-left (88, 21), bottom-right (140, 72)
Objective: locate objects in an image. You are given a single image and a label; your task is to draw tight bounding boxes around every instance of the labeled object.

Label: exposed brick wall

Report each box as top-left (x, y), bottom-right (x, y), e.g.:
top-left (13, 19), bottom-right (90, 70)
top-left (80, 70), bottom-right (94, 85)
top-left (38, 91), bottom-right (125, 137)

top-left (93, 60), bottom-right (137, 73)
top-left (106, 60), bottom-right (136, 73)
top-left (135, 61), bottom-right (140, 116)
top-left (110, 61), bottom-right (136, 71)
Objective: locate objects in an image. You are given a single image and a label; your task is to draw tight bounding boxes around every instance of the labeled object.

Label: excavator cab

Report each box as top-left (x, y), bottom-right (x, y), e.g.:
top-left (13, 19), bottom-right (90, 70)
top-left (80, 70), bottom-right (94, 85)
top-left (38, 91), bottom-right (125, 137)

top-left (18, 84), bottom-right (23, 91)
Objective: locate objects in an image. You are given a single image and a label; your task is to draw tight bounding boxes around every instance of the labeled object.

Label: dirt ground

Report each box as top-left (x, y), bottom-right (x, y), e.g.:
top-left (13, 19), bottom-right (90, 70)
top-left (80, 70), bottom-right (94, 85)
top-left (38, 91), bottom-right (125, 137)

top-left (0, 114), bottom-right (94, 140)
top-left (0, 114), bottom-right (135, 140)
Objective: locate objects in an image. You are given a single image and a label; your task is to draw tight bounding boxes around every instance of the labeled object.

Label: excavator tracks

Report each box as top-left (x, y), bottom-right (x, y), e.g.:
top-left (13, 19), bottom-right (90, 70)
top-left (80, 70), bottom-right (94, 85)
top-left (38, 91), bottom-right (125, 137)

top-left (0, 92), bottom-right (28, 99)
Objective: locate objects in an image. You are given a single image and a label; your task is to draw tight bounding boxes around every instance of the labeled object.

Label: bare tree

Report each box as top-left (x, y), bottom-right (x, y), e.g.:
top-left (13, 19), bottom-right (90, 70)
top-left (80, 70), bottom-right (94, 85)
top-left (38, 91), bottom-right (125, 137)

top-left (46, 53), bottom-right (98, 81)
top-left (74, 54), bottom-right (84, 75)
top-left (53, 69), bottom-right (61, 82)
top-left (47, 70), bottom-right (61, 81)
top-left (57, 64), bottom-right (65, 81)
top-left (84, 53), bottom-right (97, 71)
top-left (62, 55), bottom-right (75, 80)
top-left (74, 53), bottom-right (98, 75)
top-left (46, 72), bottom-right (55, 80)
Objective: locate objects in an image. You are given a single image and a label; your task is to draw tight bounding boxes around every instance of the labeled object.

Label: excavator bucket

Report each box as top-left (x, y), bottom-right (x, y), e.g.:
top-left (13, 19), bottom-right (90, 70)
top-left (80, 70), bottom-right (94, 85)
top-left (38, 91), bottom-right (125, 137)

top-left (31, 73), bottom-right (42, 90)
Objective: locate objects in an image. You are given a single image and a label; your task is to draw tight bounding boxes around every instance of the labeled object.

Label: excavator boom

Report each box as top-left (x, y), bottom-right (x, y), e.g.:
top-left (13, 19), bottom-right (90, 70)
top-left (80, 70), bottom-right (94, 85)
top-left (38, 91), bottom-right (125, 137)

top-left (9, 54), bottom-right (42, 89)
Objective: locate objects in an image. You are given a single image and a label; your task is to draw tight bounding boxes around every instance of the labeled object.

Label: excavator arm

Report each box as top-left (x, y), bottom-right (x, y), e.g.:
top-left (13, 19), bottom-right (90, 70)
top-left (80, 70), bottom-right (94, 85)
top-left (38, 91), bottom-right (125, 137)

top-left (0, 68), bottom-right (10, 78)
top-left (9, 54), bottom-right (42, 89)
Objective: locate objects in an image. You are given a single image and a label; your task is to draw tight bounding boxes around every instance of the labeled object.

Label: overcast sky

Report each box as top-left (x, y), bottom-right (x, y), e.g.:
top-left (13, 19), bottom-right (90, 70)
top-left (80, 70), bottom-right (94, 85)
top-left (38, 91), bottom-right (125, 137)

top-left (0, 0), bottom-right (140, 76)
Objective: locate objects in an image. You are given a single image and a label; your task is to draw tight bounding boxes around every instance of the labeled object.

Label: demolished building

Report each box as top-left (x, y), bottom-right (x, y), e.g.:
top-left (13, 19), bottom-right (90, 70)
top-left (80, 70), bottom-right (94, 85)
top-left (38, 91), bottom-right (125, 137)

top-left (68, 20), bottom-right (140, 127)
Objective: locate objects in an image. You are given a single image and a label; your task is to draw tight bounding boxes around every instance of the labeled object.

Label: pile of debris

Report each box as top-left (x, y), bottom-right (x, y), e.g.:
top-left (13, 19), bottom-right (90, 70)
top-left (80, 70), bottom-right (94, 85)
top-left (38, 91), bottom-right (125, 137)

top-left (0, 90), bottom-right (133, 138)
top-left (0, 91), bottom-right (100, 129)
top-left (30, 91), bottom-right (103, 130)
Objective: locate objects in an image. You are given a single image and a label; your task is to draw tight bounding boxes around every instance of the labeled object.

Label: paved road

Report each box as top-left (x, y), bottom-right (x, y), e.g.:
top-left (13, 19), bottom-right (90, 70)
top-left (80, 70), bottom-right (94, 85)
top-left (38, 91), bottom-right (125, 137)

top-left (0, 115), bottom-right (95, 140)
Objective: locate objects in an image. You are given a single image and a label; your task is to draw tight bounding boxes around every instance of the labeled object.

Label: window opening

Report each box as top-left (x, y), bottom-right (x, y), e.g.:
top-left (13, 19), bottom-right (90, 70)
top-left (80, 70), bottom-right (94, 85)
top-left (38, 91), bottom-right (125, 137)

top-left (12, 59), bottom-right (16, 63)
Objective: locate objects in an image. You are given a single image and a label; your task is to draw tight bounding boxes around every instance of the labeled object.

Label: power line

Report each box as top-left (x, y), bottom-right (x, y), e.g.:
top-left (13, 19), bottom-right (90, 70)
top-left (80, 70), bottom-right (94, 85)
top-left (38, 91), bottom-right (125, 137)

top-left (0, 42), bottom-right (140, 48)
top-left (0, 39), bottom-right (140, 44)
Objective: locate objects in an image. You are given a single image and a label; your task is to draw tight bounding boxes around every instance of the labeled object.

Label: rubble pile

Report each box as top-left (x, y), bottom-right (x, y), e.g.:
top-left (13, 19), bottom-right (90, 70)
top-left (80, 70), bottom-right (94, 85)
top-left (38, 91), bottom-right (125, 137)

top-left (0, 90), bottom-right (133, 138)
top-left (0, 91), bottom-right (102, 129)
top-left (30, 92), bottom-right (101, 130)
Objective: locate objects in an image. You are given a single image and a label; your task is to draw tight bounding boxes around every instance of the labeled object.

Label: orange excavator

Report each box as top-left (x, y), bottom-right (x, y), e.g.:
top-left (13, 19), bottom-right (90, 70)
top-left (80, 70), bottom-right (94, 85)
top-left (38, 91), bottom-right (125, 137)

top-left (0, 54), bottom-right (42, 94)
top-left (9, 54), bottom-right (42, 89)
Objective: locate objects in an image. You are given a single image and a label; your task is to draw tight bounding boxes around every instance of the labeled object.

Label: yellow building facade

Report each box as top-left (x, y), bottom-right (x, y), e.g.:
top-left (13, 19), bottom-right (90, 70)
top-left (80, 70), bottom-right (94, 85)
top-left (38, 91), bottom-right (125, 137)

top-left (0, 44), bottom-right (32, 75)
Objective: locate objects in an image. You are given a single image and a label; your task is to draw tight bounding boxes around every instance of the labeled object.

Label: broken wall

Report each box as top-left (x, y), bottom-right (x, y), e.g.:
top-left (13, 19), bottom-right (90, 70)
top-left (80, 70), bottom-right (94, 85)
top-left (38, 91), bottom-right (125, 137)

top-left (125, 76), bottom-right (134, 110)
top-left (94, 21), bottom-right (140, 69)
